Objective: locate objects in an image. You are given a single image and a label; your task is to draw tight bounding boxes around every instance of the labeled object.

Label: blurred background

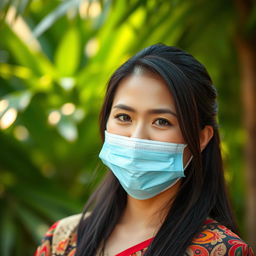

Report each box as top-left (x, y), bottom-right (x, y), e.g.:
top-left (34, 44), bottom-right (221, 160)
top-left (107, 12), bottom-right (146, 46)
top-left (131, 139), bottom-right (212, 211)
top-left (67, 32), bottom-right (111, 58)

top-left (0, 0), bottom-right (255, 255)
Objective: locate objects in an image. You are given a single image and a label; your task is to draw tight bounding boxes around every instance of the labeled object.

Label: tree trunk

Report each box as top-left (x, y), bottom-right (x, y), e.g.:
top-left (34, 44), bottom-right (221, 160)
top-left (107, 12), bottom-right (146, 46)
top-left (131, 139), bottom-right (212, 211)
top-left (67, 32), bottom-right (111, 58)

top-left (234, 0), bottom-right (256, 251)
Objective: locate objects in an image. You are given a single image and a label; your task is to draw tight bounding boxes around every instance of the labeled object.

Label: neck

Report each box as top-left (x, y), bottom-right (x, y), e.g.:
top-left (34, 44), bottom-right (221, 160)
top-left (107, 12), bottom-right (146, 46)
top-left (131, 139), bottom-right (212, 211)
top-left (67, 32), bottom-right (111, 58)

top-left (120, 181), bottom-right (181, 231)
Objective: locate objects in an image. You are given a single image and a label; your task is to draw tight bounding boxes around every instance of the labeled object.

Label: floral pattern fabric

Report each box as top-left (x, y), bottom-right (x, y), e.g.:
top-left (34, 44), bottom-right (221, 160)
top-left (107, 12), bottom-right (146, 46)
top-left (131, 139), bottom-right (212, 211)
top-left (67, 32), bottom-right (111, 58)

top-left (35, 215), bottom-right (254, 256)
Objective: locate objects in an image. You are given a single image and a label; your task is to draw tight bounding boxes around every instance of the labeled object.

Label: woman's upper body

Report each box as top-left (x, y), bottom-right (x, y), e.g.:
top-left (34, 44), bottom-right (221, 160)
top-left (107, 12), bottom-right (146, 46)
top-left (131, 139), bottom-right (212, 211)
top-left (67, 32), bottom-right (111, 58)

top-left (35, 44), bottom-right (255, 256)
top-left (35, 214), bottom-right (254, 256)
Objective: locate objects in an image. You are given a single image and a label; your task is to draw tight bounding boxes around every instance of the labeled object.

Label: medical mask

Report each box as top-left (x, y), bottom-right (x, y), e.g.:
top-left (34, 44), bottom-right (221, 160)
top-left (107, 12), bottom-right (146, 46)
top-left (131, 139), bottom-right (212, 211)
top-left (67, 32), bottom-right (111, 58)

top-left (99, 131), bottom-right (190, 200)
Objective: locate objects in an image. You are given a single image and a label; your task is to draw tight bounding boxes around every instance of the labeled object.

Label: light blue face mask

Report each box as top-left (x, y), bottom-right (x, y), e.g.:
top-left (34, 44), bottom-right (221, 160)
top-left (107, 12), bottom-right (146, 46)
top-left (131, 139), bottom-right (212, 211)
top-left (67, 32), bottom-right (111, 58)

top-left (99, 131), bottom-right (190, 200)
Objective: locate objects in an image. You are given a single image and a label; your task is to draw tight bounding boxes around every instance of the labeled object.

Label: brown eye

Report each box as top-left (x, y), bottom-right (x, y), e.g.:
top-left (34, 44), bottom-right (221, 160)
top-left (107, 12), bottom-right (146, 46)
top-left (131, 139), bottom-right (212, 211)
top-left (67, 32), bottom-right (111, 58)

top-left (154, 118), bottom-right (171, 127)
top-left (114, 114), bottom-right (131, 122)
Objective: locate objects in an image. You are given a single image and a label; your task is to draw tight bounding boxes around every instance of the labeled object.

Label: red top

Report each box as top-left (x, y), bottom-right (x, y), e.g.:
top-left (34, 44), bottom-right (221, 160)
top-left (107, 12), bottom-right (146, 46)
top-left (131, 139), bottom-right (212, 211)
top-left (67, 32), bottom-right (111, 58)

top-left (115, 237), bottom-right (154, 256)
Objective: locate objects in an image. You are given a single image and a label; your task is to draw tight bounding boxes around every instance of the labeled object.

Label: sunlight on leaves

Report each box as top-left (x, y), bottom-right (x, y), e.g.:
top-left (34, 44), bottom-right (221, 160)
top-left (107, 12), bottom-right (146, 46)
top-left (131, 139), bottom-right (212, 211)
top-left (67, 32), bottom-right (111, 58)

top-left (57, 118), bottom-right (78, 142)
top-left (61, 103), bottom-right (76, 116)
top-left (0, 108), bottom-right (17, 129)
top-left (48, 110), bottom-right (61, 125)
top-left (13, 125), bottom-right (29, 141)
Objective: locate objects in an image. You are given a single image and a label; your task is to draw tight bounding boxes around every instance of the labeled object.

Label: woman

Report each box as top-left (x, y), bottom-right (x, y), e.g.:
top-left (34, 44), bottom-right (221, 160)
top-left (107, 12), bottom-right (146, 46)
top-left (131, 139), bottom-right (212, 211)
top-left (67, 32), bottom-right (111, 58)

top-left (35, 44), bottom-right (254, 256)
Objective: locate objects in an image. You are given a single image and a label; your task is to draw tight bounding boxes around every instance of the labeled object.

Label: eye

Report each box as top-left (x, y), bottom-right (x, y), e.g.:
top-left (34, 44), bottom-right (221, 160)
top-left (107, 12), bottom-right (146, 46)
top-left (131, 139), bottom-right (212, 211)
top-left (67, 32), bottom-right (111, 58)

top-left (114, 113), bottom-right (131, 123)
top-left (154, 118), bottom-right (171, 127)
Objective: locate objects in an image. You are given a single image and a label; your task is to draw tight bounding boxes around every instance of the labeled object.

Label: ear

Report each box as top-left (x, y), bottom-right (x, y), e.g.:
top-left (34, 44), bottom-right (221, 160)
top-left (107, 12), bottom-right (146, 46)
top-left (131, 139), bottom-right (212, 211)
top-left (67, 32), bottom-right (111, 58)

top-left (199, 125), bottom-right (214, 151)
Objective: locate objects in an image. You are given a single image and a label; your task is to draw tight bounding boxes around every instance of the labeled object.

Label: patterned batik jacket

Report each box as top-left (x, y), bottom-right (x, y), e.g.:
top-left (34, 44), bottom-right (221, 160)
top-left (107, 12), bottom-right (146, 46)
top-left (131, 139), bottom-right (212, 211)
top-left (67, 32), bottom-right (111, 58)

top-left (35, 214), bottom-right (255, 256)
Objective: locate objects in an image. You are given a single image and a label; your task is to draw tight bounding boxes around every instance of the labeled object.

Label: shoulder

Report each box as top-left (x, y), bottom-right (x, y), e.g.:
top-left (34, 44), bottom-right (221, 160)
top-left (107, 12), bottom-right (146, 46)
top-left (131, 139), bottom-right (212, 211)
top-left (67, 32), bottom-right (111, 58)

top-left (35, 213), bottom-right (86, 256)
top-left (186, 218), bottom-right (255, 256)
top-left (51, 213), bottom-right (82, 254)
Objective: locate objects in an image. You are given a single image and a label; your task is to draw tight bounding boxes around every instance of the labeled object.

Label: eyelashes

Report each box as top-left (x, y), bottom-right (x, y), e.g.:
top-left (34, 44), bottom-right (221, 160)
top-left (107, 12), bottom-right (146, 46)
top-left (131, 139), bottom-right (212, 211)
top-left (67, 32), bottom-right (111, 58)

top-left (114, 113), bottom-right (131, 122)
top-left (114, 114), bottom-right (172, 127)
top-left (154, 118), bottom-right (171, 127)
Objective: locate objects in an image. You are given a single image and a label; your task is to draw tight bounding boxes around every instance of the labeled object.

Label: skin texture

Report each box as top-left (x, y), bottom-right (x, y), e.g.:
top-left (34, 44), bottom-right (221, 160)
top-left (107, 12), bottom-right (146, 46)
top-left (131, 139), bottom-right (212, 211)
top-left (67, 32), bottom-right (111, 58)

top-left (104, 73), bottom-right (213, 255)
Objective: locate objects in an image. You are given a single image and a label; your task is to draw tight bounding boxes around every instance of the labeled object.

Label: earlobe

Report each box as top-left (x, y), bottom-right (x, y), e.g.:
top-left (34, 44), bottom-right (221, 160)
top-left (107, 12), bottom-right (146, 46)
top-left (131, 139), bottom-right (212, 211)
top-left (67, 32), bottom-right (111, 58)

top-left (200, 125), bottom-right (214, 151)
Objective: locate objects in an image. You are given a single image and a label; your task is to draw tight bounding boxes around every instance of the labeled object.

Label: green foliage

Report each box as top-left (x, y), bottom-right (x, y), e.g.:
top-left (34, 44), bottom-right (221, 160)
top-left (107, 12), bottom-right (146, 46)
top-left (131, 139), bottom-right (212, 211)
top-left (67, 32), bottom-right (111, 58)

top-left (0, 0), bottom-right (253, 255)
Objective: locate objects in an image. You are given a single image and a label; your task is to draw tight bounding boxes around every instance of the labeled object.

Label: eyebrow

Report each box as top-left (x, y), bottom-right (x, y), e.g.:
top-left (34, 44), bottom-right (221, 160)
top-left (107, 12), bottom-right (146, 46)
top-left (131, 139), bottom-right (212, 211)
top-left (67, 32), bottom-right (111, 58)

top-left (113, 104), bottom-right (177, 117)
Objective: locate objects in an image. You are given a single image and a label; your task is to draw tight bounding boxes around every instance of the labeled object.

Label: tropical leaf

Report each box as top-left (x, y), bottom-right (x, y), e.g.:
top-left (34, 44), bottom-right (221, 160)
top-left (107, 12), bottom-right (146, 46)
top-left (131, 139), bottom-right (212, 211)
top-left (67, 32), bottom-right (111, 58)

top-left (55, 27), bottom-right (81, 76)
top-left (32, 0), bottom-right (82, 37)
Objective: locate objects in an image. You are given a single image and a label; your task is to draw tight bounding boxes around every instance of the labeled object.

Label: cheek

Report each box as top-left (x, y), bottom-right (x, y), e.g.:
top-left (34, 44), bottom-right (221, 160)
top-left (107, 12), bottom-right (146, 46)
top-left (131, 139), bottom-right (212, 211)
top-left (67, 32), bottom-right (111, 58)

top-left (106, 117), bottom-right (129, 136)
top-left (106, 118), bottom-right (114, 132)
top-left (106, 119), bottom-right (110, 131)
top-left (151, 127), bottom-right (185, 144)
top-left (105, 111), bottom-right (115, 131)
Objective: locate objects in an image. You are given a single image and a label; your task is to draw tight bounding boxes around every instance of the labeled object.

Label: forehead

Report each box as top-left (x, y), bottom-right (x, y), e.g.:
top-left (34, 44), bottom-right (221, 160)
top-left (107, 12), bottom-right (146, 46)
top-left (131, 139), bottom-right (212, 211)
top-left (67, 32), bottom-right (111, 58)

top-left (112, 73), bottom-right (175, 108)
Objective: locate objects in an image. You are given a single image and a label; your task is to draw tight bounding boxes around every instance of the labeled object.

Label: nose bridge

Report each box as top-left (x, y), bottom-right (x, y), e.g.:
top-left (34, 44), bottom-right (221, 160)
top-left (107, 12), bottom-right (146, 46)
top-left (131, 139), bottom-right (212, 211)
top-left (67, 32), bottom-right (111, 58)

top-left (131, 120), bottom-right (149, 139)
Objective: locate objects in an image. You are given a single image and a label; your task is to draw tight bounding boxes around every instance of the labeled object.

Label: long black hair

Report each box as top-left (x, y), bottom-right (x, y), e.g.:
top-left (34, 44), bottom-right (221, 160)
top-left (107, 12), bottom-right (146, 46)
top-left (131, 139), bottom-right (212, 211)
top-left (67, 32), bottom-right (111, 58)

top-left (75, 43), bottom-right (238, 256)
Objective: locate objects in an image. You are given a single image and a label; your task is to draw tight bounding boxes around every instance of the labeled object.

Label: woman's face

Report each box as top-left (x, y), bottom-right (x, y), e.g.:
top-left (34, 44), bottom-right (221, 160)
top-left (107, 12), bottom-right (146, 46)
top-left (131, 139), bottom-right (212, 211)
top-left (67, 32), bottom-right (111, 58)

top-left (107, 72), bottom-right (186, 145)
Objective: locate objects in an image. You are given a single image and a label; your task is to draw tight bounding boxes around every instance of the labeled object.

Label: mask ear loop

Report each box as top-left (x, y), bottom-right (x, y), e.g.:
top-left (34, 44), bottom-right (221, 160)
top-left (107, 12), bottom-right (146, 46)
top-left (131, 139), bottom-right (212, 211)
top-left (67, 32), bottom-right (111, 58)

top-left (184, 156), bottom-right (193, 170)
top-left (162, 155), bottom-right (193, 192)
top-left (160, 148), bottom-right (192, 194)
